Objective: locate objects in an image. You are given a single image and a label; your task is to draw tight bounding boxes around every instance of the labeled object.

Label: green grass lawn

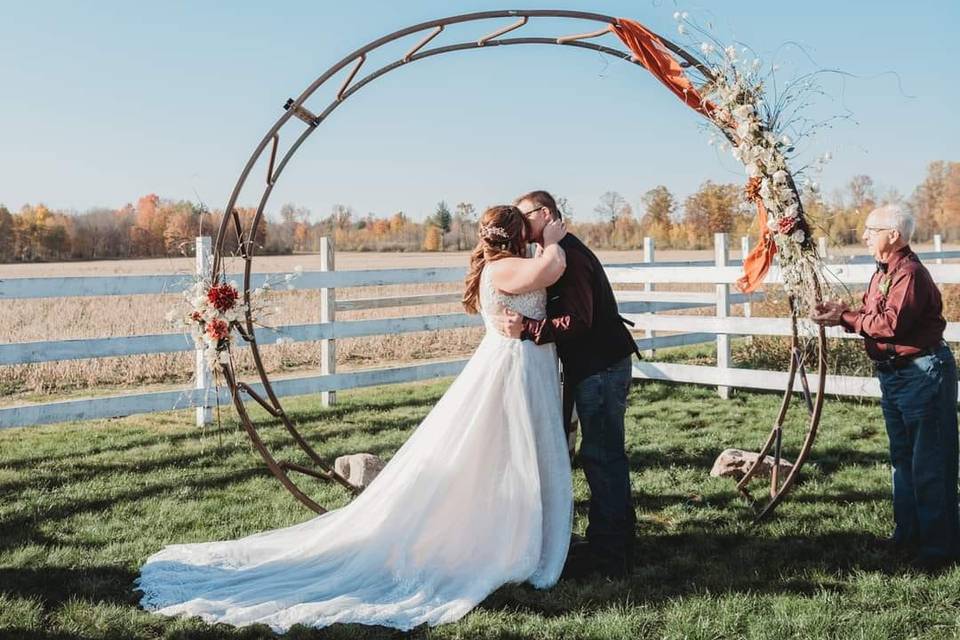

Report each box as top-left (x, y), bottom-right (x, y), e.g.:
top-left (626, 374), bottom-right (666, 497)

top-left (2, 378), bottom-right (959, 640)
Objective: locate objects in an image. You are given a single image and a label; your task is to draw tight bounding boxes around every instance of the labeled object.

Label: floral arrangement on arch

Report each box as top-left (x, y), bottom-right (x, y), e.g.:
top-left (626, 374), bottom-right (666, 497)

top-left (669, 11), bottom-right (835, 316)
top-left (168, 267), bottom-right (302, 371)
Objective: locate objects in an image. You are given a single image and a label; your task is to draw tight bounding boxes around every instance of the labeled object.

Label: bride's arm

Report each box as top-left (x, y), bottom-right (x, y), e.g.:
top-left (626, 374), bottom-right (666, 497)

top-left (487, 244), bottom-right (566, 294)
top-left (489, 218), bottom-right (567, 294)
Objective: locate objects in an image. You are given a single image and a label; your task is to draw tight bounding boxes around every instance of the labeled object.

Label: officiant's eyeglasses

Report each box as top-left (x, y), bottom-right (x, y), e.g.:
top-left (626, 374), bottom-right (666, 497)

top-left (865, 226), bottom-right (893, 234)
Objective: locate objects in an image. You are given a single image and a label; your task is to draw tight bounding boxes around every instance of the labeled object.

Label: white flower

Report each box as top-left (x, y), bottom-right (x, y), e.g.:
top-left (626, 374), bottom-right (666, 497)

top-left (678, 24), bottom-right (687, 35)
top-left (746, 162), bottom-right (762, 177)
top-left (673, 11), bottom-right (681, 20)
top-left (781, 135), bottom-right (792, 146)
top-left (772, 170), bottom-right (789, 184)
top-left (724, 45), bottom-right (737, 61)
top-left (732, 104), bottom-right (754, 120)
top-left (791, 229), bottom-right (806, 243)
top-left (759, 179), bottom-right (773, 201)
top-left (700, 42), bottom-right (715, 55)
top-left (767, 217), bottom-right (779, 232)
top-left (783, 203), bottom-right (800, 219)
top-left (735, 121), bottom-right (755, 140)
top-left (681, 11), bottom-right (689, 19)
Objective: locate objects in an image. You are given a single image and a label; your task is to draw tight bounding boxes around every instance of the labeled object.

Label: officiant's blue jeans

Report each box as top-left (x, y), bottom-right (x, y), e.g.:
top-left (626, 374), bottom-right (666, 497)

top-left (575, 355), bottom-right (635, 566)
top-left (877, 344), bottom-right (959, 560)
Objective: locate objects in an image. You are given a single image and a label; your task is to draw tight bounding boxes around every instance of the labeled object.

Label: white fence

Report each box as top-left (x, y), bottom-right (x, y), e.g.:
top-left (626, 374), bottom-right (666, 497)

top-left (1, 234), bottom-right (958, 430)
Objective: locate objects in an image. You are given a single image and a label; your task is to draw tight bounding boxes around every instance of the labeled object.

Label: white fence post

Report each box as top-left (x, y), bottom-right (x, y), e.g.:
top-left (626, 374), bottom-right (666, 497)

top-left (715, 233), bottom-right (730, 399)
top-left (320, 236), bottom-right (336, 406)
top-left (643, 236), bottom-right (655, 358)
top-left (935, 234), bottom-right (943, 264)
top-left (195, 236), bottom-right (213, 427)
top-left (817, 236), bottom-right (828, 261)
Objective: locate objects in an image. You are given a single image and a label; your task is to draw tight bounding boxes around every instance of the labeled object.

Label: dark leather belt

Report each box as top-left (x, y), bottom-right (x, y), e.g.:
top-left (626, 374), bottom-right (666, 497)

top-left (873, 340), bottom-right (945, 373)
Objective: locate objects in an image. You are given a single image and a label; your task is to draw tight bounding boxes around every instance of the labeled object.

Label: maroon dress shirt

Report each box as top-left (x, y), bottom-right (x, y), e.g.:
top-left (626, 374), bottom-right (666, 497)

top-left (840, 245), bottom-right (945, 360)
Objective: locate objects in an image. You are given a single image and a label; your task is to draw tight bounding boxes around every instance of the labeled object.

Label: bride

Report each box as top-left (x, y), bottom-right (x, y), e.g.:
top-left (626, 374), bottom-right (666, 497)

top-left (136, 204), bottom-right (573, 632)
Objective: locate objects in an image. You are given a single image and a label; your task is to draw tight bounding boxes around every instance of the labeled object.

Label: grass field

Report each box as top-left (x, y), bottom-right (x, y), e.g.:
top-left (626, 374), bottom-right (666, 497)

top-left (2, 378), bottom-right (958, 639)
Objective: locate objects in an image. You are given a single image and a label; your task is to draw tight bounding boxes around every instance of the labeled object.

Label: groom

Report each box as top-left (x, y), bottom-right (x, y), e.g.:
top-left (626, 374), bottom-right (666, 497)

top-left (501, 190), bottom-right (639, 579)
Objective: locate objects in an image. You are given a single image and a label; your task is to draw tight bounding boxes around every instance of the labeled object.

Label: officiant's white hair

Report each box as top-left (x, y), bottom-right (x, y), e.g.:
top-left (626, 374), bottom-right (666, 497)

top-left (871, 204), bottom-right (914, 242)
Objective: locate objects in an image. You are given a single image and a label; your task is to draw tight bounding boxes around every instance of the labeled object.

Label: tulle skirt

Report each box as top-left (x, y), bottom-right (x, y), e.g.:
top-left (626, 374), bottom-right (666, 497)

top-left (136, 331), bottom-right (573, 631)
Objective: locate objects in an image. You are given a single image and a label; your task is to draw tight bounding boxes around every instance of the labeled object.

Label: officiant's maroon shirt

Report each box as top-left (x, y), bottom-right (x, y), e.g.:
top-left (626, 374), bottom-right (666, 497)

top-left (840, 245), bottom-right (945, 360)
top-left (521, 234), bottom-right (638, 421)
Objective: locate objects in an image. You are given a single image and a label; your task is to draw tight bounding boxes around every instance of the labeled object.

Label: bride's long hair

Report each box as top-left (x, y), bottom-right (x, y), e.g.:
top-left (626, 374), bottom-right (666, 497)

top-left (462, 205), bottom-right (528, 314)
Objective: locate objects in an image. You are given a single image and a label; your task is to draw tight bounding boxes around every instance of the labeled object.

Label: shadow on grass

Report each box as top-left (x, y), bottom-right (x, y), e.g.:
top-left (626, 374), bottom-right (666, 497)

top-left (0, 390), bottom-right (436, 475)
top-left (0, 566), bottom-right (139, 609)
top-left (0, 463), bottom-right (267, 552)
top-left (479, 529), bottom-right (912, 621)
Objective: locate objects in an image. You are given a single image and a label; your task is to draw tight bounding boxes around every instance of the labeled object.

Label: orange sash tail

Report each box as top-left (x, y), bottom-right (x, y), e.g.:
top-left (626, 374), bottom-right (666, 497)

top-left (737, 177), bottom-right (777, 293)
top-left (608, 18), bottom-right (716, 120)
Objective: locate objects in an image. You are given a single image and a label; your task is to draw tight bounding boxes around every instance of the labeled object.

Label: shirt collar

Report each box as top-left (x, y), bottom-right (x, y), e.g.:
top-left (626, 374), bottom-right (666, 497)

top-left (878, 245), bottom-right (912, 274)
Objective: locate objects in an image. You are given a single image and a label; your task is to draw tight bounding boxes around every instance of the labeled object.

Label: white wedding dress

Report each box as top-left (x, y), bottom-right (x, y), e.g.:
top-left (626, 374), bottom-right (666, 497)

top-left (136, 268), bottom-right (573, 632)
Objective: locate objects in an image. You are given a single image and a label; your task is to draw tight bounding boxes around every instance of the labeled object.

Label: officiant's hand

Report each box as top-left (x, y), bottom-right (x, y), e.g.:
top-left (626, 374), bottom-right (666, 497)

top-left (495, 309), bottom-right (524, 339)
top-left (811, 300), bottom-right (848, 326)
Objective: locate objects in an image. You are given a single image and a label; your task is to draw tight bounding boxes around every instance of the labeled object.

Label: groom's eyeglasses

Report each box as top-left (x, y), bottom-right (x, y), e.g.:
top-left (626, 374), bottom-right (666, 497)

top-left (519, 206), bottom-right (545, 217)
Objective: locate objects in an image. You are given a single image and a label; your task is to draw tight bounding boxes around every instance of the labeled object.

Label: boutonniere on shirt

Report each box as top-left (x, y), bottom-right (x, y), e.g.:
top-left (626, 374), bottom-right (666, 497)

top-left (878, 276), bottom-right (892, 298)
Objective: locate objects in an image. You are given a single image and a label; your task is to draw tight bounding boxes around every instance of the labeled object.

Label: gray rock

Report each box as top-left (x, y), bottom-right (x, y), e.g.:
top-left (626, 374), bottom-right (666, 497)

top-left (334, 453), bottom-right (385, 489)
top-left (710, 448), bottom-right (794, 480)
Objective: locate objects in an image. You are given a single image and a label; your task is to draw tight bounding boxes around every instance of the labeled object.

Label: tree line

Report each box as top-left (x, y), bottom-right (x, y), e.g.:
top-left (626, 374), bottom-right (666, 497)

top-left (1, 161), bottom-right (957, 262)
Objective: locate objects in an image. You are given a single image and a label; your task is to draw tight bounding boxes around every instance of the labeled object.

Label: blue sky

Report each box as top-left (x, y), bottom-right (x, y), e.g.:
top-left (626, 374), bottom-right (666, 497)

top-left (2, 1), bottom-right (957, 222)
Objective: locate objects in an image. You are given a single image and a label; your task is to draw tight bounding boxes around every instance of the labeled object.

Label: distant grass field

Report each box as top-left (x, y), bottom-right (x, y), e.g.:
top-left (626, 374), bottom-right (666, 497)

top-left (2, 378), bottom-right (958, 640)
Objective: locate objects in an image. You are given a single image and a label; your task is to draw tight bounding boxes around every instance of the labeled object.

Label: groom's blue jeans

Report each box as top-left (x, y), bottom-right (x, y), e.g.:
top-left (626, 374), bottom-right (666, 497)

top-left (877, 343), bottom-right (959, 560)
top-left (574, 355), bottom-right (635, 568)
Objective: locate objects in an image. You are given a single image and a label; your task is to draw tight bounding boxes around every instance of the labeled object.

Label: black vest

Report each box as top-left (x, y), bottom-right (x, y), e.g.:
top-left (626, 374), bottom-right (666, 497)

top-left (549, 234), bottom-right (638, 384)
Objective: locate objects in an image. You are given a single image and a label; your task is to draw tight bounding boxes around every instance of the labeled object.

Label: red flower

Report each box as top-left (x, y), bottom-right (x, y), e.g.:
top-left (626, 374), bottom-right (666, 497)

top-left (190, 311), bottom-right (203, 323)
top-left (777, 216), bottom-right (798, 235)
top-left (207, 283), bottom-right (239, 312)
top-left (206, 319), bottom-right (230, 341)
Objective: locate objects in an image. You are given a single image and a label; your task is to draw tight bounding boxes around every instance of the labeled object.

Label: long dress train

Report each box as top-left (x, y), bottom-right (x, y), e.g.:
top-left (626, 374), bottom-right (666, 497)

top-left (136, 268), bottom-right (573, 631)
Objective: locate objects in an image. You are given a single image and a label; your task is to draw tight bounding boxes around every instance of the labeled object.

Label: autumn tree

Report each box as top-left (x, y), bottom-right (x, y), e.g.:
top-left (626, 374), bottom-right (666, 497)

top-left (422, 225), bottom-right (442, 251)
top-left (640, 186), bottom-right (675, 244)
top-left (452, 202), bottom-right (476, 250)
top-left (0, 205), bottom-right (14, 262)
top-left (682, 182), bottom-right (743, 248)
top-left (163, 210), bottom-right (195, 255)
top-left (594, 191), bottom-right (630, 226)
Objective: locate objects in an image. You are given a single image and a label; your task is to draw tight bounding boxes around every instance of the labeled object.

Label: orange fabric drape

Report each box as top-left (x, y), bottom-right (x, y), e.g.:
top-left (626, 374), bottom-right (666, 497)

top-left (608, 18), bottom-right (716, 120)
top-left (736, 177), bottom-right (777, 293)
top-left (610, 18), bottom-right (774, 290)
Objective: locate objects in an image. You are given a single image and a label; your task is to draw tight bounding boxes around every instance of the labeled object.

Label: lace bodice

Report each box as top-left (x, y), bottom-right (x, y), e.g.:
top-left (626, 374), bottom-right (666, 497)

top-left (480, 267), bottom-right (547, 322)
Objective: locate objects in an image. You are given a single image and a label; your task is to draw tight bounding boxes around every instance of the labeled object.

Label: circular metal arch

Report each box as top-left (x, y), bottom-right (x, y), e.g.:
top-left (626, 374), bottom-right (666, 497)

top-left (210, 9), bottom-right (826, 521)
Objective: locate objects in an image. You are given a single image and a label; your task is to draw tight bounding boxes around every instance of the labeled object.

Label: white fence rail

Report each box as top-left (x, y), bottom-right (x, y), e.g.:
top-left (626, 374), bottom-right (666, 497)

top-left (1, 234), bottom-right (957, 429)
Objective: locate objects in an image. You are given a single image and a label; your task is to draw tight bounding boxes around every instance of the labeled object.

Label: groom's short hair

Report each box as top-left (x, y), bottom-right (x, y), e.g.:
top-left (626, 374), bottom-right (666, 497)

top-left (515, 190), bottom-right (561, 221)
